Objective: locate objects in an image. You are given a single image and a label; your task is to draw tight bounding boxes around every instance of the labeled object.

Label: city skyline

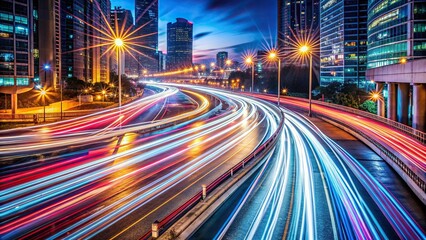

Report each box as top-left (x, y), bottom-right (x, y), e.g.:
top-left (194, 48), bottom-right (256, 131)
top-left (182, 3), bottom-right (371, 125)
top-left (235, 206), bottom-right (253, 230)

top-left (111, 0), bottom-right (276, 61)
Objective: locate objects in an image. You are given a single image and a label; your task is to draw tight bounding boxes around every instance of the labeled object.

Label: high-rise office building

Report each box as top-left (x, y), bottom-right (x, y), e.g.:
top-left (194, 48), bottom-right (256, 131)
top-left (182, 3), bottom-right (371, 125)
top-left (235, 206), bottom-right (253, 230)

top-left (60, 0), bottom-right (110, 83)
top-left (166, 18), bottom-right (193, 70)
top-left (216, 51), bottom-right (228, 69)
top-left (135, 0), bottom-right (158, 74)
top-left (0, 0), bottom-right (34, 114)
top-left (110, 6), bottom-right (138, 77)
top-left (158, 51), bottom-right (166, 72)
top-left (320, 0), bottom-right (368, 87)
top-left (366, 0), bottom-right (426, 131)
top-left (278, 0), bottom-right (320, 51)
top-left (34, 0), bottom-right (61, 89)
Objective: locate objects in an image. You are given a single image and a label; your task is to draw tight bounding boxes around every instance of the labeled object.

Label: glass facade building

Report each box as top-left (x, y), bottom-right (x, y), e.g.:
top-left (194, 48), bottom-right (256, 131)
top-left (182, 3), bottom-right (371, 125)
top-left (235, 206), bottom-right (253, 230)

top-left (166, 18), bottom-right (193, 71)
top-left (111, 7), bottom-right (138, 77)
top-left (60, 0), bottom-right (110, 83)
top-left (216, 52), bottom-right (228, 69)
top-left (278, 0), bottom-right (320, 53)
top-left (135, 0), bottom-right (159, 74)
top-left (0, 0), bottom-right (33, 87)
top-left (320, 0), bottom-right (368, 87)
top-left (367, 0), bottom-right (426, 69)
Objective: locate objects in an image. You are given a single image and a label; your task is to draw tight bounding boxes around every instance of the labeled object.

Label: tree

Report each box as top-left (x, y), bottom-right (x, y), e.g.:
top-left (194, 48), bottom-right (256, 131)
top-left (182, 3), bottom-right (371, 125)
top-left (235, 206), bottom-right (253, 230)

top-left (360, 100), bottom-right (377, 114)
top-left (65, 77), bottom-right (86, 91)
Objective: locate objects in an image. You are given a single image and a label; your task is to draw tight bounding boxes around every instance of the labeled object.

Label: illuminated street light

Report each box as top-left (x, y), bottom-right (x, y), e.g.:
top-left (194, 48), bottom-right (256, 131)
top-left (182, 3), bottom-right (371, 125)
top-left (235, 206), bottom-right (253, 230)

top-left (298, 45), bottom-right (313, 117)
top-left (400, 57), bottom-right (407, 64)
top-left (40, 89), bottom-right (47, 122)
top-left (43, 64), bottom-right (50, 89)
top-left (245, 56), bottom-right (255, 92)
top-left (268, 50), bottom-right (281, 106)
top-left (114, 38), bottom-right (124, 47)
top-left (102, 90), bottom-right (106, 102)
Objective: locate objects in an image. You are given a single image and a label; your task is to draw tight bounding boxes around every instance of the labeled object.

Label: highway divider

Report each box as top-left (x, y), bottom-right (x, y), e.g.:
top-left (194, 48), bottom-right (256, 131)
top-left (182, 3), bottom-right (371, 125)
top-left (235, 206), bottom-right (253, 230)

top-left (140, 109), bottom-right (285, 239)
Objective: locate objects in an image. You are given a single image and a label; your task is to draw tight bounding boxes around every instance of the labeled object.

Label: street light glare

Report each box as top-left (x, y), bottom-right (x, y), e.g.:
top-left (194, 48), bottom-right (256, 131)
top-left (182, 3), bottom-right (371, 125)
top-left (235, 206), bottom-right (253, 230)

top-left (299, 45), bottom-right (309, 53)
top-left (114, 38), bottom-right (124, 47)
top-left (245, 57), bottom-right (252, 64)
top-left (44, 64), bottom-right (50, 70)
top-left (268, 52), bottom-right (277, 59)
top-left (40, 89), bottom-right (46, 96)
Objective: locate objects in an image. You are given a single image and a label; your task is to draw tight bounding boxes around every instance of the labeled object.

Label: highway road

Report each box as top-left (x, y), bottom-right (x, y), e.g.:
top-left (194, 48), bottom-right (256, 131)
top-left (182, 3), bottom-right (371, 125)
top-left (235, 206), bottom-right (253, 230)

top-left (245, 93), bottom-right (426, 182)
top-left (2, 84), bottom-right (424, 239)
top-left (193, 104), bottom-right (425, 239)
top-left (0, 85), bottom-right (279, 239)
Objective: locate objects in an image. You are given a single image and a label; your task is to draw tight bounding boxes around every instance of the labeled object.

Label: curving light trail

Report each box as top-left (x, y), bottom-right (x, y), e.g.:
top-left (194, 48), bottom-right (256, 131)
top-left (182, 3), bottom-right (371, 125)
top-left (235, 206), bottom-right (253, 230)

top-left (0, 85), bottom-right (279, 239)
top-left (209, 97), bottom-right (425, 240)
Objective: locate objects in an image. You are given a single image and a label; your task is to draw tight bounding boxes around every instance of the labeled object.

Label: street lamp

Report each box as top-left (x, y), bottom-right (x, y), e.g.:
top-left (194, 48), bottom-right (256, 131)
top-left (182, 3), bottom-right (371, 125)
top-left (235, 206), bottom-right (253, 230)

top-left (370, 91), bottom-right (384, 114)
top-left (245, 56), bottom-right (255, 92)
top-left (102, 90), bottom-right (106, 102)
top-left (268, 51), bottom-right (281, 106)
top-left (43, 64), bottom-right (50, 86)
top-left (114, 38), bottom-right (124, 108)
top-left (299, 45), bottom-right (313, 117)
top-left (40, 89), bottom-right (47, 122)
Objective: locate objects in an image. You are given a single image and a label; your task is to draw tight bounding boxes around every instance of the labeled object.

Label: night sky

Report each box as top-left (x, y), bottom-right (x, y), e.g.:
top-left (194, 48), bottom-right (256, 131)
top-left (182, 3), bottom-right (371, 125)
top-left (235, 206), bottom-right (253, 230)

top-left (111, 0), bottom-right (276, 62)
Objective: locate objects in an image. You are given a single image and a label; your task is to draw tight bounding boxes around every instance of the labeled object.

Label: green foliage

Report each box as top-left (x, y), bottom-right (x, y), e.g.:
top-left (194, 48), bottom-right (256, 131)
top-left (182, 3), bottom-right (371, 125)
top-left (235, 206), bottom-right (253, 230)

top-left (332, 92), bottom-right (360, 109)
top-left (317, 81), bottom-right (372, 109)
top-left (359, 100), bottom-right (377, 114)
top-left (65, 77), bottom-right (87, 91)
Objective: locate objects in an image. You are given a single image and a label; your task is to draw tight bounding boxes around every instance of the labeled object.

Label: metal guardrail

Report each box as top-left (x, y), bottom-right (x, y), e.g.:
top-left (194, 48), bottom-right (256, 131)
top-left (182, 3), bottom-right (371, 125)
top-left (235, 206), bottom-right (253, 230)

top-left (0, 111), bottom-right (97, 124)
top-left (140, 110), bottom-right (285, 240)
top-left (281, 95), bottom-right (426, 144)
top-left (318, 115), bottom-right (426, 198)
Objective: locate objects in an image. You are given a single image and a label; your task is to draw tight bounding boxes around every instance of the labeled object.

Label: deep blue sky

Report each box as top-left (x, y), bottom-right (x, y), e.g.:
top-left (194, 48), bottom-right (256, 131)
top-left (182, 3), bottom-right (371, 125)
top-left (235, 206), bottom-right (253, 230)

top-left (111, 0), bottom-right (276, 63)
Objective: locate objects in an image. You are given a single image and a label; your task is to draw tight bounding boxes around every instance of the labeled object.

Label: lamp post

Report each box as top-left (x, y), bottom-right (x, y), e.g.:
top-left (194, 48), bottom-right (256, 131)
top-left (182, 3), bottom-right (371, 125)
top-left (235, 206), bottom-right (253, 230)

top-left (268, 51), bottom-right (281, 106)
top-left (102, 90), bottom-right (106, 102)
top-left (40, 89), bottom-right (47, 122)
top-left (43, 64), bottom-right (50, 86)
top-left (60, 79), bottom-right (63, 120)
top-left (245, 57), bottom-right (255, 92)
top-left (299, 45), bottom-right (313, 117)
top-left (114, 38), bottom-right (124, 108)
top-left (371, 91), bottom-right (384, 115)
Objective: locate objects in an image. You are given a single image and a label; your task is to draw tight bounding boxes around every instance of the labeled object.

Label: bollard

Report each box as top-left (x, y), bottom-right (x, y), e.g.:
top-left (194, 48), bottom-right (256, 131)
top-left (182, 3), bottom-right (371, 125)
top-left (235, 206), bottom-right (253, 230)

top-left (202, 184), bottom-right (207, 200)
top-left (152, 221), bottom-right (160, 238)
top-left (230, 169), bottom-right (234, 176)
top-left (242, 161), bottom-right (245, 168)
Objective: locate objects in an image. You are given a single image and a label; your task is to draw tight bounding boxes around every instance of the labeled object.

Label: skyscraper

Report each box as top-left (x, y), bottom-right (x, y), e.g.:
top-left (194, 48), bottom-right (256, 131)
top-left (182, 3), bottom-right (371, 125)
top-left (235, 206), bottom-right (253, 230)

top-left (34, 0), bottom-right (61, 89)
top-left (135, 0), bottom-right (158, 74)
top-left (0, 0), bottom-right (34, 114)
top-left (166, 18), bottom-right (193, 70)
top-left (278, 0), bottom-right (320, 51)
top-left (320, 0), bottom-right (368, 87)
top-left (110, 6), bottom-right (138, 77)
top-left (60, 0), bottom-right (110, 83)
top-left (216, 51), bottom-right (228, 69)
